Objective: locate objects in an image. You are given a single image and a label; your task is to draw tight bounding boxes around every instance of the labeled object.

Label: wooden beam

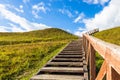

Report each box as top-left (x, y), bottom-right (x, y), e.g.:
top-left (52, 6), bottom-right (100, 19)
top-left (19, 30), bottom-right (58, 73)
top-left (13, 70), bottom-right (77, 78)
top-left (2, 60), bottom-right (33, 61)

top-left (83, 34), bottom-right (120, 74)
top-left (89, 44), bottom-right (96, 80)
top-left (95, 61), bottom-right (106, 80)
top-left (107, 64), bottom-right (112, 80)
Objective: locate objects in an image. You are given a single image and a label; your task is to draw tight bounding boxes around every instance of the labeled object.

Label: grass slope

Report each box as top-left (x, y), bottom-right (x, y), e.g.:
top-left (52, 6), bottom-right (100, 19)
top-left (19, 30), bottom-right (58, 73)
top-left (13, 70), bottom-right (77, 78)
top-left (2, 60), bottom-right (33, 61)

top-left (0, 28), bottom-right (78, 80)
top-left (0, 28), bottom-right (78, 45)
top-left (93, 27), bottom-right (120, 74)
top-left (94, 27), bottom-right (120, 46)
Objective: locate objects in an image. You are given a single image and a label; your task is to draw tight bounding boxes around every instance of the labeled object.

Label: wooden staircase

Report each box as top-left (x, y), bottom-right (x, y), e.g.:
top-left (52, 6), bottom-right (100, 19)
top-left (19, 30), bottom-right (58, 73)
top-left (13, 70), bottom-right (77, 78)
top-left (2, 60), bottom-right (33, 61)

top-left (31, 39), bottom-right (88, 80)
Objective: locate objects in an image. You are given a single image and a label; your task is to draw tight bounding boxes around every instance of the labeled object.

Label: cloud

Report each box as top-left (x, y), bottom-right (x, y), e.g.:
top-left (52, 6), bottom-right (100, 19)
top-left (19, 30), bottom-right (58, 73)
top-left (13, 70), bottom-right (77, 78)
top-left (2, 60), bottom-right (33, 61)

top-left (83, 0), bottom-right (120, 30)
top-left (59, 9), bottom-right (73, 18)
top-left (74, 27), bottom-right (87, 36)
top-left (83, 0), bottom-right (110, 5)
top-left (23, 0), bottom-right (30, 3)
top-left (75, 0), bottom-right (120, 36)
top-left (32, 2), bottom-right (50, 18)
top-left (74, 12), bottom-right (85, 23)
top-left (14, 5), bottom-right (24, 13)
top-left (5, 4), bottom-right (24, 13)
top-left (0, 4), bottom-right (51, 32)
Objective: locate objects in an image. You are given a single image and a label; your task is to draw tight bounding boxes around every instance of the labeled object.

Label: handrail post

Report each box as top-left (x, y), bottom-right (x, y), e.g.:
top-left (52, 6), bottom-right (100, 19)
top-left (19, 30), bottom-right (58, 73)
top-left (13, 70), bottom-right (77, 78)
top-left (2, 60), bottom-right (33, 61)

top-left (90, 44), bottom-right (96, 80)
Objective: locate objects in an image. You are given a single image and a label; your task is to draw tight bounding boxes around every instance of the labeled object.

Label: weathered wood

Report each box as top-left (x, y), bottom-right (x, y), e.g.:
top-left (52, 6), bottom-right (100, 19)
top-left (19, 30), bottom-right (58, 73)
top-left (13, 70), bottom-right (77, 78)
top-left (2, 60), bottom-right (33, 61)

top-left (52, 58), bottom-right (83, 62)
top-left (31, 39), bottom-right (88, 80)
top-left (56, 55), bottom-right (83, 58)
top-left (47, 62), bottom-right (83, 67)
top-left (89, 44), bottom-right (96, 80)
top-left (40, 67), bottom-right (83, 73)
top-left (112, 67), bottom-right (120, 80)
top-left (107, 64), bottom-right (112, 80)
top-left (96, 61), bottom-right (107, 80)
top-left (31, 74), bottom-right (84, 80)
top-left (83, 33), bottom-right (120, 80)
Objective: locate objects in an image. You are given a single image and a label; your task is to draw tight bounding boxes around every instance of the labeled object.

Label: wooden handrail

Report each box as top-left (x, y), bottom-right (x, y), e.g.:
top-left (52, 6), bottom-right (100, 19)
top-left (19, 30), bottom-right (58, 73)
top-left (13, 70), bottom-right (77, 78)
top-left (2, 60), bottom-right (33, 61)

top-left (83, 34), bottom-right (120, 80)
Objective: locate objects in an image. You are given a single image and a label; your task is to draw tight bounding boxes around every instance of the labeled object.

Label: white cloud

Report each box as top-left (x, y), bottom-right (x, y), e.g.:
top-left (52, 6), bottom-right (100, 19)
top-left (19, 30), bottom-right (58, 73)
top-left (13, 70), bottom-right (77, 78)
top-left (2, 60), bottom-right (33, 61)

top-left (59, 9), bottom-right (73, 18)
top-left (23, 0), bottom-right (30, 3)
top-left (5, 4), bottom-right (24, 13)
top-left (74, 12), bottom-right (85, 23)
top-left (83, 0), bottom-right (109, 5)
top-left (32, 2), bottom-right (50, 18)
top-left (75, 0), bottom-right (120, 36)
top-left (14, 5), bottom-right (24, 13)
top-left (0, 26), bottom-right (10, 32)
top-left (0, 4), bottom-right (51, 32)
top-left (83, 0), bottom-right (120, 30)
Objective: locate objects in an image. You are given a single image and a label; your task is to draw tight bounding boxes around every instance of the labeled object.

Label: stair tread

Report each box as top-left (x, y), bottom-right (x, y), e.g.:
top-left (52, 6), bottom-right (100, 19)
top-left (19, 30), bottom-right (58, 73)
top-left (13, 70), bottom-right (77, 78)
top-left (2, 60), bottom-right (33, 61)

top-left (40, 67), bottom-right (83, 73)
top-left (31, 74), bottom-right (84, 80)
top-left (52, 58), bottom-right (83, 62)
top-left (47, 62), bottom-right (83, 67)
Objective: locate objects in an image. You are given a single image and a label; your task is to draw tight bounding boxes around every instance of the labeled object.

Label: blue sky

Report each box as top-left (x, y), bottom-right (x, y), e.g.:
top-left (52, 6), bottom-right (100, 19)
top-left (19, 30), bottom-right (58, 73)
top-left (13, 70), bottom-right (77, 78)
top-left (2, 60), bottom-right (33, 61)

top-left (0, 0), bottom-right (120, 36)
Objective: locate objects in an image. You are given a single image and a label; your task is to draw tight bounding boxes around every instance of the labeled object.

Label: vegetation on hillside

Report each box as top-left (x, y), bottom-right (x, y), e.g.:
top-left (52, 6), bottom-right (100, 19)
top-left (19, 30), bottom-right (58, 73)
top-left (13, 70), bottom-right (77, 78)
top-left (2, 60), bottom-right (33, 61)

top-left (0, 28), bottom-right (78, 45)
top-left (94, 27), bottom-right (120, 46)
top-left (0, 28), bottom-right (78, 80)
top-left (93, 27), bottom-right (120, 74)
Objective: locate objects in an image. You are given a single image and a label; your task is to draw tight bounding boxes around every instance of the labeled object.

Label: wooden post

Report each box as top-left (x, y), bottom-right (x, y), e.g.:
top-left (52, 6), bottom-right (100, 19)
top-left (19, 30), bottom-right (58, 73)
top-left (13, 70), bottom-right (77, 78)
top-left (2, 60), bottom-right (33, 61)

top-left (90, 44), bottom-right (96, 80)
top-left (107, 64), bottom-right (112, 80)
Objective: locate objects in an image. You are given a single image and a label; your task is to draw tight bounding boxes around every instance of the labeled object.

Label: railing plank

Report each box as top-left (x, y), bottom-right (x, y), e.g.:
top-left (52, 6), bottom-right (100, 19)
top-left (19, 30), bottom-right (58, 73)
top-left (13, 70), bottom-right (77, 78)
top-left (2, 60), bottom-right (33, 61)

top-left (107, 64), bottom-right (112, 80)
top-left (83, 33), bottom-right (120, 80)
top-left (96, 61), bottom-right (106, 80)
top-left (83, 34), bottom-right (120, 74)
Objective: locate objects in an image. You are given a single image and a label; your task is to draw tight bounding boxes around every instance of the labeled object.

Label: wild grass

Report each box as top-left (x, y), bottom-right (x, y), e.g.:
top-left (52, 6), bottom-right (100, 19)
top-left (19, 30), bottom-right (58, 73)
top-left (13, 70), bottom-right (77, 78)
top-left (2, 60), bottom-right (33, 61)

top-left (93, 27), bottom-right (120, 74)
top-left (0, 41), bottom-right (68, 79)
top-left (0, 28), bottom-right (78, 80)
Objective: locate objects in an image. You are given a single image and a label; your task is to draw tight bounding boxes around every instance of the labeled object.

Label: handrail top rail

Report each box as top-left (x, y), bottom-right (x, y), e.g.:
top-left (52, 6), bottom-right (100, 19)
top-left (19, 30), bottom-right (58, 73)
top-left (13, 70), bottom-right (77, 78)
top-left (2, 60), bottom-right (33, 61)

top-left (85, 28), bottom-right (99, 35)
top-left (83, 34), bottom-right (120, 74)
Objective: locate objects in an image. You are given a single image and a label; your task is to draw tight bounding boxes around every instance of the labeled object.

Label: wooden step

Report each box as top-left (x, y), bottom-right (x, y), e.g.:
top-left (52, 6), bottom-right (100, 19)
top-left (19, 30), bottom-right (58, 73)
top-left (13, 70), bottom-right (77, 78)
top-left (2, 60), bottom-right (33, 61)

top-left (59, 53), bottom-right (83, 55)
top-left (52, 58), bottom-right (83, 62)
top-left (46, 62), bottom-right (83, 67)
top-left (39, 67), bottom-right (83, 74)
top-left (30, 74), bottom-right (84, 80)
top-left (61, 51), bottom-right (82, 53)
top-left (56, 55), bottom-right (83, 58)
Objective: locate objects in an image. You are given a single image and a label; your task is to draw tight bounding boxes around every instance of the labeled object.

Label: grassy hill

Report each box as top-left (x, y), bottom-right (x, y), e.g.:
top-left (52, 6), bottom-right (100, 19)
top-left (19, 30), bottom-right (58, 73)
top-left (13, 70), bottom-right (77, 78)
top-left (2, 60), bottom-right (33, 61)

top-left (0, 28), bottom-right (78, 45)
top-left (94, 27), bottom-right (120, 46)
top-left (0, 28), bottom-right (78, 80)
top-left (93, 27), bottom-right (120, 74)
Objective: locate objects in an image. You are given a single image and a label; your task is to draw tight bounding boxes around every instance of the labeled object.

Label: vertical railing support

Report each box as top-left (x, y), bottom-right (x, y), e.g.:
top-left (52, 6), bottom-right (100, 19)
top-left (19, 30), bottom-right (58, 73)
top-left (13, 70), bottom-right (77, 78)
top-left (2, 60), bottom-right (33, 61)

top-left (89, 45), bottom-right (96, 80)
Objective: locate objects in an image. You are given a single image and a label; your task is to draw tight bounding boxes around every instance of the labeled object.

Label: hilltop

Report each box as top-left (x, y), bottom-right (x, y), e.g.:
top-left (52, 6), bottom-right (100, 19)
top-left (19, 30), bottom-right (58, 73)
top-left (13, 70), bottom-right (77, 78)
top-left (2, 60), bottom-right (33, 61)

top-left (0, 28), bottom-right (78, 80)
top-left (94, 27), bottom-right (120, 46)
top-left (0, 28), bottom-right (78, 45)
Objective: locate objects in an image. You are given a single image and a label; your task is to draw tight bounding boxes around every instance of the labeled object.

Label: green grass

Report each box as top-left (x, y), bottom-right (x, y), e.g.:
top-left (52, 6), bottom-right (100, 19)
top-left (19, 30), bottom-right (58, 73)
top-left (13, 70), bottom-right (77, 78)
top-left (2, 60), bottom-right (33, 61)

top-left (0, 28), bottom-right (78, 80)
top-left (94, 27), bottom-right (120, 46)
top-left (93, 27), bottom-right (120, 75)
top-left (0, 28), bottom-right (78, 45)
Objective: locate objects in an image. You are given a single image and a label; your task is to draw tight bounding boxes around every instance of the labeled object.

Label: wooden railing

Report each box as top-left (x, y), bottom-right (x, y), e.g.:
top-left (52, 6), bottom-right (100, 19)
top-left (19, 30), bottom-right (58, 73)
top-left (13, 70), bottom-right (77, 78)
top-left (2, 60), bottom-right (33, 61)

top-left (83, 30), bottom-right (120, 80)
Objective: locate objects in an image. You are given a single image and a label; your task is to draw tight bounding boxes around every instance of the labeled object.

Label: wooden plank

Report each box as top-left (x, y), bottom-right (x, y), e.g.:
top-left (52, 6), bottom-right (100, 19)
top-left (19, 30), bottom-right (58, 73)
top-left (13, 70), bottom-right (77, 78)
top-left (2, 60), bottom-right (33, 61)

top-left (47, 62), bottom-right (83, 67)
top-left (40, 67), bottom-right (83, 73)
top-left (89, 44), bottom-right (96, 80)
top-left (96, 60), bottom-right (107, 80)
top-left (56, 55), bottom-right (83, 58)
top-left (112, 68), bottom-right (120, 80)
top-left (52, 58), bottom-right (83, 62)
top-left (83, 34), bottom-right (120, 74)
top-left (107, 64), bottom-right (112, 80)
top-left (59, 53), bottom-right (83, 55)
top-left (31, 74), bottom-right (84, 80)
